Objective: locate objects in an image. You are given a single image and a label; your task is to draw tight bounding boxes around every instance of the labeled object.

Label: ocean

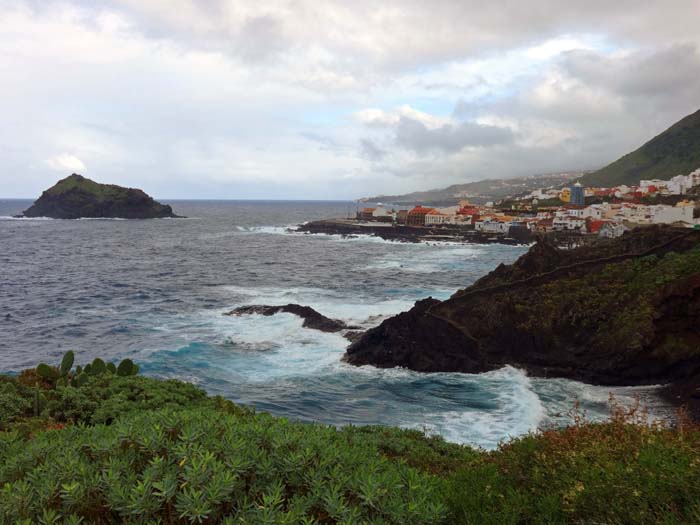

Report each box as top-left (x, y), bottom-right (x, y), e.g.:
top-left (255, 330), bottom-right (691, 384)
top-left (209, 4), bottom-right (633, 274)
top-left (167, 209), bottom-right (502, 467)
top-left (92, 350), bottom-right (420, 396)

top-left (0, 199), bottom-right (666, 449)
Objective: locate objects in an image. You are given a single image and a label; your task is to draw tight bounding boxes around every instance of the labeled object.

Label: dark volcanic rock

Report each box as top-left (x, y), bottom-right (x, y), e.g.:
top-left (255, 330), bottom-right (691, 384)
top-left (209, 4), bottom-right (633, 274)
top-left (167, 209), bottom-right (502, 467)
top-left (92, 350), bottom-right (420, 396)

top-left (344, 298), bottom-right (487, 372)
top-left (345, 227), bottom-right (700, 403)
top-left (22, 174), bottom-right (179, 219)
top-left (226, 304), bottom-right (356, 334)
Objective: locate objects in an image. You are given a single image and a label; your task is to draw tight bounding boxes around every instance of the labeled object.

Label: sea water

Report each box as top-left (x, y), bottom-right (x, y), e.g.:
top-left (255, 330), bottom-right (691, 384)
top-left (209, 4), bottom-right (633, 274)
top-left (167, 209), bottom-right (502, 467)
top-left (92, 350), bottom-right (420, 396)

top-left (0, 199), bottom-right (667, 449)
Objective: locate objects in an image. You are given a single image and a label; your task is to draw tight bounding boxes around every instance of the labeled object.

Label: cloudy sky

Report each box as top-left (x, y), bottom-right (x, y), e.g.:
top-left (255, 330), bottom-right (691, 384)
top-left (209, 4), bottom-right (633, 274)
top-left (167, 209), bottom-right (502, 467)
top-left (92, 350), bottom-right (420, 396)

top-left (1, 1), bottom-right (699, 199)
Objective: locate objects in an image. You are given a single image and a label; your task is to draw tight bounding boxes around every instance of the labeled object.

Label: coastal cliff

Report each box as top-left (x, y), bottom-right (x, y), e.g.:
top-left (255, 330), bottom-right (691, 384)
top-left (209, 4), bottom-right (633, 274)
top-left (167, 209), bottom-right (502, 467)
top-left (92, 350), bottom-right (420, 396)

top-left (346, 226), bottom-right (700, 403)
top-left (22, 174), bottom-right (179, 219)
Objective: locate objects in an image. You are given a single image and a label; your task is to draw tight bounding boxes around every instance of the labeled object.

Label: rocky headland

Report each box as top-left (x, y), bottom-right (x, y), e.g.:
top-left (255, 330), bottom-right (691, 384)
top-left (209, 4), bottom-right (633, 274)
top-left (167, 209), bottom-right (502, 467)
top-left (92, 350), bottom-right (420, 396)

top-left (344, 225), bottom-right (700, 413)
top-left (22, 174), bottom-right (180, 219)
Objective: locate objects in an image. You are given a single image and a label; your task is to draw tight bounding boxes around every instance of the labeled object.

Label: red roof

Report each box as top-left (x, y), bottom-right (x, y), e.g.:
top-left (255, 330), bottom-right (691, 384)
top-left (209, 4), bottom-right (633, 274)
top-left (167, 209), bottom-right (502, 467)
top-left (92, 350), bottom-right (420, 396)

top-left (587, 220), bottom-right (608, 233)
top-left (407, 206), bottom-right (435, 215)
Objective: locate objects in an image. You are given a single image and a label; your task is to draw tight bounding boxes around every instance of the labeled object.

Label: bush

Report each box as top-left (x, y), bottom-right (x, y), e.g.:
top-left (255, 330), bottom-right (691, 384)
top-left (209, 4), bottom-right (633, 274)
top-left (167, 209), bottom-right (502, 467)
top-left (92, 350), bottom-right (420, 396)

top-left (0, 408), bottom-right (445, 524)
top-left (444, 405), bottom-right (700, 524)
top-left (3, 367), bottom-right (700, 524)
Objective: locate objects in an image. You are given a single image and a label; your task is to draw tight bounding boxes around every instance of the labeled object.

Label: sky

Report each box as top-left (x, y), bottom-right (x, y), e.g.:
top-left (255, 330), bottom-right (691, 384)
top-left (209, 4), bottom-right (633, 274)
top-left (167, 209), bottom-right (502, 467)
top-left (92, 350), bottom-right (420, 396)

top-left (1, 1), bottom-right (699, 200)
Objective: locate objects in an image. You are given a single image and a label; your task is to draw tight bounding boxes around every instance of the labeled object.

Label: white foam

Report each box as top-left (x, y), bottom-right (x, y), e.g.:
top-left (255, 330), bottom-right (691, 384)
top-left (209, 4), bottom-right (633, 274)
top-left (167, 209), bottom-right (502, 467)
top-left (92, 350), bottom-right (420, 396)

top-left (0, 216), bottom-right (55, 221)
top-left (219, 285), bottom-right (430, 326)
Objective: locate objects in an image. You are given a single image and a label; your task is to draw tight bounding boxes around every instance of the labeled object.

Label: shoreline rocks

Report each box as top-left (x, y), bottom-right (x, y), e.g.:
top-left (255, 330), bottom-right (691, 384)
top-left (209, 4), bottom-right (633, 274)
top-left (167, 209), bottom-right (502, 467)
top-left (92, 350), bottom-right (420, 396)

top-left (294, 219), bottom-right (530, 245)
top-left (226, 304), bottom-right (359, 335)
top-left (344, 226), bottom-right (700, 415)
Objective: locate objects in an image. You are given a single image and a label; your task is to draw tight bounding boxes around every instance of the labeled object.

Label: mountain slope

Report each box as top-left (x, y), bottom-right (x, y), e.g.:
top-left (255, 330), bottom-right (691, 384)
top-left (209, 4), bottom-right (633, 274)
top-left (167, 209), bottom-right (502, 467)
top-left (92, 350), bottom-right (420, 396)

top-left (580, 108), bottom-right (700, 187)
top-left (363, 172), bottom-right (583, 205)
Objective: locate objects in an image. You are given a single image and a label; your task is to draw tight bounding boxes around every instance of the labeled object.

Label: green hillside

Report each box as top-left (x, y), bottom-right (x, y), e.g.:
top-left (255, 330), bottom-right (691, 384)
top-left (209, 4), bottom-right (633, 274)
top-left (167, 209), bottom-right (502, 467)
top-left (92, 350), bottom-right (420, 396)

top-left (580, 108), bottom-right (700, 187)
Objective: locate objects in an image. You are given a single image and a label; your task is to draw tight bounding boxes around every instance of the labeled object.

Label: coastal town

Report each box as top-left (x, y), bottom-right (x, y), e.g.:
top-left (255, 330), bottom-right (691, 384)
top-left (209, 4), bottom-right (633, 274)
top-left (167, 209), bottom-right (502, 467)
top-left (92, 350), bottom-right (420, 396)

top-left (340, 168), bottom-right (700, 244)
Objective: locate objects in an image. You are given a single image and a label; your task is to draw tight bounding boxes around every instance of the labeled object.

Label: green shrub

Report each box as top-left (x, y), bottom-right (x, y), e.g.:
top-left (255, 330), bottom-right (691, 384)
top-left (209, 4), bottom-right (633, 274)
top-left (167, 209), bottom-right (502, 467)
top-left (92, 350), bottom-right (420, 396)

top-left (444, 411), bottom-right (700, 525)
top-left (0, 408), bottom-right (445, 524)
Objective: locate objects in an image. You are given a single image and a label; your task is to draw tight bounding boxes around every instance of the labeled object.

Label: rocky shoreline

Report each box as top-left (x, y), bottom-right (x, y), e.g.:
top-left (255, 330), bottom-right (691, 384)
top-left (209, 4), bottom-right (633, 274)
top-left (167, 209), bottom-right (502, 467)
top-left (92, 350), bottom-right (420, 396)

top-left (342, 226), bottom-right (700, 417)
top-left (294, 218), bottom-right (532, 245)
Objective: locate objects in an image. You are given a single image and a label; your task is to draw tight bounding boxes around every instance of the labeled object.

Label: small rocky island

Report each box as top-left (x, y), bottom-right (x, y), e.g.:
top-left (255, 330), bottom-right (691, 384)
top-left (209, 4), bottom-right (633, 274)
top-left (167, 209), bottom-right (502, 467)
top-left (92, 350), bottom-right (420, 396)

top-left (21, 174), bottom-right (180, 219)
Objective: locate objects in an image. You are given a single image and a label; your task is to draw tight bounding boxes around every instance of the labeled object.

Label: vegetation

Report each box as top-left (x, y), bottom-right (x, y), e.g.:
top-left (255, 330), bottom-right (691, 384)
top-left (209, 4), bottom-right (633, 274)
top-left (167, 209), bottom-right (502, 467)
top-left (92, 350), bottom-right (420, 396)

top-left (45, 174), bottom-right (123, 197)
top-left (580, 107), bottom-right (700, 187)
top-left (1, 352), bottom-right (700, 523)
top-left (506, 247), bottom-right (700, 356)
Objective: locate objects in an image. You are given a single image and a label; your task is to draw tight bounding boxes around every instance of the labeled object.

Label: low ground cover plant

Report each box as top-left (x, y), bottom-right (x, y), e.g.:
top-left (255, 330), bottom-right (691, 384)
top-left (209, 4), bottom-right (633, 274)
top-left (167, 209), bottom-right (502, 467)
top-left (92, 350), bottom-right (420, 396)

top-left (1, 353), bottom-right (699, 524)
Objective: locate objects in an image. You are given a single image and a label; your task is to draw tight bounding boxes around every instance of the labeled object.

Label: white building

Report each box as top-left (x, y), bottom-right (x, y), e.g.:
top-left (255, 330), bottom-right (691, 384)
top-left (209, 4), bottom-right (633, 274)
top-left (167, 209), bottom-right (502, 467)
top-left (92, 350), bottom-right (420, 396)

top-left (424, 210), bottom-right (448, 225)
top-left (371, 207), bottom-right (393, 219)
top-left (599, 222), bottom-right (630, 238)
top-left (475, 218), bottom-right (509, 233)
top-left (582, 205), bottom-right (603, 220)
top-left (650, 202), bottom-right (695, 224)
top-left (553, 216), bottom-right (586, 231)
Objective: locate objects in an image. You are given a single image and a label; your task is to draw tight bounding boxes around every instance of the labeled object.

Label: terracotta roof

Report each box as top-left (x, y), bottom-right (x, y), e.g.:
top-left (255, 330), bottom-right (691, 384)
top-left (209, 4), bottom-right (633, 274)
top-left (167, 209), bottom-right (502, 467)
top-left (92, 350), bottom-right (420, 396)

top-left (408, 206), bottom-right (435, 215)
top-left (587, 220), bottom-right (608, 233)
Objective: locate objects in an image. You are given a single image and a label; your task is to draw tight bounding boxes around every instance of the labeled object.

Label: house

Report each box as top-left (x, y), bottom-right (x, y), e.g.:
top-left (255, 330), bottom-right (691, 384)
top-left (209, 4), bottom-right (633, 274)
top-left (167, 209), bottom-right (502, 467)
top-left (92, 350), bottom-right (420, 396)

top-left (475, 217), bottom-right (509, 234)
top-left (424, 209), bottom-right (448, 225)
top-left (599, 222), bottom-right (629, 238)
top-left (358, 207), bottom-right (376, 220)
top-left (371, 207), bottom-right (393, 222)
top-left (586, 219), bottom-right (609, 235)
top-left (406, 206), bottom-right (435, 226)
top-left (396, 209), bottom-right (409, 224)
top-left (553, 215), bottom-right (586, 231)
top-left (535, 218), bottom-right (554, 233)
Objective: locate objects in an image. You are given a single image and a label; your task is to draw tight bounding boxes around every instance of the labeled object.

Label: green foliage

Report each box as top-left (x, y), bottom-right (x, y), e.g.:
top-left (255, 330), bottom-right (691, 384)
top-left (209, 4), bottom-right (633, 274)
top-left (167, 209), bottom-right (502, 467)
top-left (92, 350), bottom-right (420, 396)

top-left (0, 379), bottom-right (32, 428)
top-left (0, 408), bottom-right (445, 524)
top-left (505, 247), bottom-right (700, 358)
top-left (36, 364), bottom-right (58, 381)
top-left (116, 359), bottom-right (138, 377)
top-left (3, 361), bottom-right (700, 524)
top-left (60, 351), bottom-right (74, 377)
top-left (444, 412), bottom-right (700, 525)
top-left (90, 358), bottom-right (106, 376)
top-left (1, 371), bottom-right (249, 431)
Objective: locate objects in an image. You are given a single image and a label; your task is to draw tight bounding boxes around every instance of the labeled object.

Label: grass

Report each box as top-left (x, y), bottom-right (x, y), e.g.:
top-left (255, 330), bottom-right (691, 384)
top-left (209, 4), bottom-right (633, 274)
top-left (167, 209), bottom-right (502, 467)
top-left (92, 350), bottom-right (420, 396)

top-left (45, 174), bottom-right (131, 200)
top-left (1, 356), bottom-right (700, 524)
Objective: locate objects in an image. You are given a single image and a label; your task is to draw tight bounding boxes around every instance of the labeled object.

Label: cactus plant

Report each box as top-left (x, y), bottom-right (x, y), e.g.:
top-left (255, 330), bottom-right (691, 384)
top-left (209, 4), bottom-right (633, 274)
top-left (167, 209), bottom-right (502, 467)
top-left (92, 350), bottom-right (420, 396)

top-left (36, 363), bottom-right (59, 381)
top-left (117, 359), bottom-right (139, 377)
top-left (74, 373), bottom-right (88, 387)
top-left (60, 351), bottom-right (74, 376)
top-left (33, 383), bottom-right (47, 417)
top-left (90, 358), bottom-right (107, 375)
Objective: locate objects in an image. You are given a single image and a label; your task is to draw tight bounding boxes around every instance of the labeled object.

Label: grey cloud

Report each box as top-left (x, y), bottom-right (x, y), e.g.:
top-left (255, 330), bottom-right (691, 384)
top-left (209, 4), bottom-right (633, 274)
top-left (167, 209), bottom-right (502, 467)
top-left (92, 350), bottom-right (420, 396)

top-left (395, 117), bottom-right (514, 154)
top-left (359, 139), bottom-right (386, 161)
top-left (236, 15), bottom-right (290, 62)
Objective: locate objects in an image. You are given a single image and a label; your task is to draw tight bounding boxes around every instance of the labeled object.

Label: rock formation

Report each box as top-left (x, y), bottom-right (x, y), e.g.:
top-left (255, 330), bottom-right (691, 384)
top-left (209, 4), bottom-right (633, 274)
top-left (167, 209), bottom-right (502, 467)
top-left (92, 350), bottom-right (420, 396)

top-left (22, 174), bottom-right (179, 219)
top-left (226, 304), bottom-right (358, 334)
top-left (345, 227), bottom-right (700, 403)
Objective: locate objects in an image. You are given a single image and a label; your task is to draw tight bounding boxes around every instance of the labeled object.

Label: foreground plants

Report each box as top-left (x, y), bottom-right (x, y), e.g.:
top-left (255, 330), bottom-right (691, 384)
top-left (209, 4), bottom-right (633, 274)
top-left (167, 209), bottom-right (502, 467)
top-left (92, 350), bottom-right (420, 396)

top-left (1, 363), bottom-right (699, 524)
top-left (0, 407), bottom-right (444, 524)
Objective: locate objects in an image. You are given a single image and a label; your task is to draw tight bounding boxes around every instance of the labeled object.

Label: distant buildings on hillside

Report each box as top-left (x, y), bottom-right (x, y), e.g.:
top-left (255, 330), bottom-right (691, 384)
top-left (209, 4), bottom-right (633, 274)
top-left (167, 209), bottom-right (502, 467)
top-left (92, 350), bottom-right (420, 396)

top-left (356, 167), bottom-right (700, 240)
